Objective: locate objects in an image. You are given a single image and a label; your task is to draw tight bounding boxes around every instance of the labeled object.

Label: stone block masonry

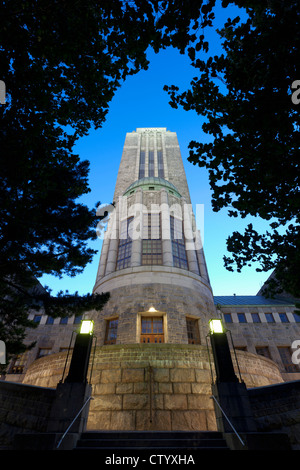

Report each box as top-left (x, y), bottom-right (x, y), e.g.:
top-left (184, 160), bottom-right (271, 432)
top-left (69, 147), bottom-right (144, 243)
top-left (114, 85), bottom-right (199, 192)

top-left (0, 381), bottom-right (56, 448)
top-left (23, 343), bottom-right (285, 432)
top-left (88, 358), bottom-right (216, 432)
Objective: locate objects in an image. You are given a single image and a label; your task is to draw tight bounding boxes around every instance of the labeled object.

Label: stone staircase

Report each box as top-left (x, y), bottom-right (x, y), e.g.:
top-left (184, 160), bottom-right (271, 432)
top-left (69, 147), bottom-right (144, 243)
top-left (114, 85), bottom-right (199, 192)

top-left (74, 430), bottom-right (230, 452)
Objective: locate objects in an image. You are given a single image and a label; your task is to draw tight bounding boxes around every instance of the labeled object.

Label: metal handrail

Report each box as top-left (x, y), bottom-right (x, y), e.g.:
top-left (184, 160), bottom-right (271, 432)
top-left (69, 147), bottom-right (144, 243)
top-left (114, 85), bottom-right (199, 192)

top-left (56, 396), bottom-right (94, 449)
top-left (210, 395), bottom-right (245, 447)
top-left (149, 365), bottom-right (153, 423)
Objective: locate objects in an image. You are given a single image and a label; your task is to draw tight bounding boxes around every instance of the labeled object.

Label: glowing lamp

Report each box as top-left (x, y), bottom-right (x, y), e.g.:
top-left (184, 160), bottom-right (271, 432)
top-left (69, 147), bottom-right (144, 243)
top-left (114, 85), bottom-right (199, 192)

top-left (209, 319), bottom-right (224, 334)
top-left (80, 320), bottom-right (94, 335)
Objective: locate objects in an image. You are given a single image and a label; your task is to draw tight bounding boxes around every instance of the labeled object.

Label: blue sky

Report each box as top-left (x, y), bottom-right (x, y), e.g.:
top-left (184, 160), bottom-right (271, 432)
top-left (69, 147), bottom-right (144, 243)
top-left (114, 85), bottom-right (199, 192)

top-left (40, 4), bottom-right (273, 297)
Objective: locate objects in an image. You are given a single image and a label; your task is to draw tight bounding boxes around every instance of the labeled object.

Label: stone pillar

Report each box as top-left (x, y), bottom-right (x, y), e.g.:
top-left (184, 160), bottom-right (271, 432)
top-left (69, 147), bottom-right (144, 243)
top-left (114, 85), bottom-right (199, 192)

top-left (161, 131), bottom-right (168, 179)
top-left (131, 188), bottom-right (143, 267)
top-left (104, 202), bottom-right (119, 276)
top-left (96, 232), bottom-right (110, 280)
top-left (154, 130), bottom-right (158, 177)
top-left (181, 199), bottom-right (200, 275)
top-left (196, 247), bottom-right (209, 282)
top-left (160, 189), bottom-right (173, 267)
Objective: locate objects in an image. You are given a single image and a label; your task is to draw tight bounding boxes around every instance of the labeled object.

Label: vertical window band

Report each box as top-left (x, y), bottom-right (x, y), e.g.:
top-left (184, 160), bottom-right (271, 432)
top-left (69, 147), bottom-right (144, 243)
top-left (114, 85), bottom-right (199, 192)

top-left (116, 217), bottom-right (133, 270)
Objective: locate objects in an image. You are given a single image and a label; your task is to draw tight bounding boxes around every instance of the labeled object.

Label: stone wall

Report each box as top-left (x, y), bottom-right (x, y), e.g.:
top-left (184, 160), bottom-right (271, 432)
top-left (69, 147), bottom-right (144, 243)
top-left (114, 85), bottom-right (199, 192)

top-left (249, 380), bottom-right (300, 449)
top-left (0, 381), bottom-right (56, 448)
top-left (91, 280), bottom-right (215, 346)
top-left (219, 307), bottom-right (300, 382)
top-left (23, 344), bottom-right (284, 432)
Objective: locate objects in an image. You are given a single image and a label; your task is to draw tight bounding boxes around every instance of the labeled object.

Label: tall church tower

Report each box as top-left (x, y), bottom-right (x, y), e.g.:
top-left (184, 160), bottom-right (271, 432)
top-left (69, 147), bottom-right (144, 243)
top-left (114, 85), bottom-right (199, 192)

top-left (93, 127), bottom-right (215, 346)
top-left (20, 128), bottom-right (287, 433)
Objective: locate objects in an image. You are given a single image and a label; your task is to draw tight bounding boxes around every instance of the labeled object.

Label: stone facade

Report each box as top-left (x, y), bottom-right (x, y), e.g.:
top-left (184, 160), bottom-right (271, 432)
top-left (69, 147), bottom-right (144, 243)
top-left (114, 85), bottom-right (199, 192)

top-left (22, 344), bottom-right (284, 432)
top-left (0, 381), bottom-right (56, 448)
top-left (3, 128), bottom-right (300, 435)
top-left (215, 296), bottom-right (300, 382)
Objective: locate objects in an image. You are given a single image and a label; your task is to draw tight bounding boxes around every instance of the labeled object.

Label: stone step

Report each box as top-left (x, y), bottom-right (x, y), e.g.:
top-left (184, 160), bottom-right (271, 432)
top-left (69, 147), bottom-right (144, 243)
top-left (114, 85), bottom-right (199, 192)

top-left (75, 430), bottom-right (229, 451)
top-left (77, 438), bottom-right (227, 448)
top-left (75, 446), bottom-right (230, 452)
top-left (80, 430), bottom-right (222, 440)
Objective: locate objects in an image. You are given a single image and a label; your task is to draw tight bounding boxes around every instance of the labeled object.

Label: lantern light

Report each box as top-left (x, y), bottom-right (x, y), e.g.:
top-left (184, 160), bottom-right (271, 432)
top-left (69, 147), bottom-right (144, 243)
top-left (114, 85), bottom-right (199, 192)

top-left (209, 319), bottom-right (225, 334)
top-left (80, 320), bottom-right (94, 335)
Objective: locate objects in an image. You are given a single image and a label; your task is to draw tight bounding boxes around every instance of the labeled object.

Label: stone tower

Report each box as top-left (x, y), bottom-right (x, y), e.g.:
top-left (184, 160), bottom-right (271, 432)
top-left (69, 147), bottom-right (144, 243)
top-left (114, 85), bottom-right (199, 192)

top-left (85, 127), bottom-right (220, 430)
top-left (21, 128), bottom-right (284, 432)
top-left (92, 127), bottom-right (215, 346)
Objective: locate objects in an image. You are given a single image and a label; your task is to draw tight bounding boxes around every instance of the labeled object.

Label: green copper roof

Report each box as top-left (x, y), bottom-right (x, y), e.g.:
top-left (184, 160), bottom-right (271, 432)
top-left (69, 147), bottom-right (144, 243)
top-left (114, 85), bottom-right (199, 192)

top-left (123, 177), bottom-right (181, 197)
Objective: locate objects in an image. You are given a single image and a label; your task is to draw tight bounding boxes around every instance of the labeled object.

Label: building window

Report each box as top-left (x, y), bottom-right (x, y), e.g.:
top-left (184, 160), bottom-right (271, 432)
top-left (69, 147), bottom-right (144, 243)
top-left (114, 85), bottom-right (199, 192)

top-left (157, 150), bottom-right (164, 178)
top-left (148, 150), bottom-right (154, 177)
top-left (104, 318), bottom-right (118, 345)
top-left (278, 347), bottom-right (300, 373)
top-left (46, 316), bottom-right (54, 325)
top-left (60, 347), bottom-right (73, 353)
top-left (140, 316), bottom-right (164, 343)
top-left (279, 313), bottom-right (289, 323)
top-left (293, 313), bottom-right (300, 323)
top-left (116, 217), bottom-right (133, 270)
top-left (74, 315), bottom-right (82, 324)
top-left (170, 216), bottom-right (188, 270)
top-left (37, 348), bottom-right (52, 359)
top-left (186, 318), bottom-right (200, 344)
top-left (251, 313), bottom-right (261, 323)
top-left (33, 315), bottom-right (42, 324)
top-left (60, 317), bottom-right (68, 325)
top-left (223, 313), bottom-right (233, 323)
top-left (256, 346), bottom-right (271, 359)
top-left (142, 213), bottom-right (162, 265)
top-left (265, 313), bottom-right (275, 323)
top-left (237, 313), bottom-right (247, 323)
top-left (139, 150), bottom-right (145, 179)
top-left (8, 354), bottom-right (26, 374)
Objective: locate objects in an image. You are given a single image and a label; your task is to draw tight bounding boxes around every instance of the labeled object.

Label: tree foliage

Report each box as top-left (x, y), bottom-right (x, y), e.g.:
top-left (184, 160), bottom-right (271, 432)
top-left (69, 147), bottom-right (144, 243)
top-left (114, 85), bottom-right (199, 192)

top-left (164, 1), bottom-right (300, 299)
top-left (0, 0), bottom-right (213, 364)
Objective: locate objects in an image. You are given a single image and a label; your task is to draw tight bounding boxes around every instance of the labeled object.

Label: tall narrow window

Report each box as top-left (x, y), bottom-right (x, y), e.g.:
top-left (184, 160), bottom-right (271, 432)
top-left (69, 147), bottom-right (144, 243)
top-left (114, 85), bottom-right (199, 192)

top-left (278, 347), bottom-right (300, 372)
top-left (139, 150), bottom-right (145, 179)
top-left (148, 150), bottom-right (154, 177)
top-left (142, 213), bottom-right (162, 265)
top-left (237, 313), bottom-right (247, 323)
top-left (251, 313), bottom-right (261, 323)
top-left (186, 318), bottom-right (200, 344)
top-left (224, 313), bottom-right (233, 323)
top-left (140, 316), bottom-right (164, 343)
top-left (116, 217), bottom-right (133, 270)
top-left (104, 318), bottom-right (118, 345)
top-left (8, 354), bottom-right (27, 374)
top-left (170, 216), bottom-right (188, 269)
top-left (279, 313), bottom-right (289, 323)
top-left (157, 150), bottom-right (164, 178)
top-left (265, 313), bottom-right (275, 323)
top-left (256, 346), bottom-right (271, 359)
